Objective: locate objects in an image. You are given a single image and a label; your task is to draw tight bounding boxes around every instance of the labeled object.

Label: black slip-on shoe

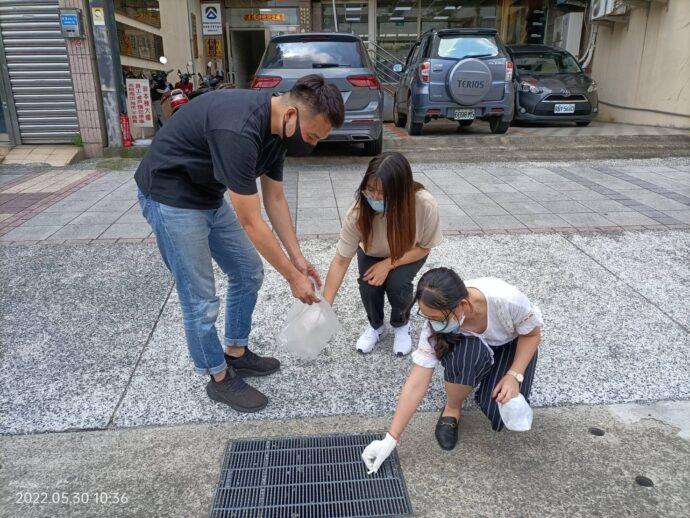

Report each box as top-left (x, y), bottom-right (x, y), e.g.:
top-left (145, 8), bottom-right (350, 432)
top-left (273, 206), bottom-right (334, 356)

top-left (206, 368), bottom-right (268, 413)
top-left (435, 411), bottom-right (459, 451)
top-left (225, 348), bottom-right (280, 377)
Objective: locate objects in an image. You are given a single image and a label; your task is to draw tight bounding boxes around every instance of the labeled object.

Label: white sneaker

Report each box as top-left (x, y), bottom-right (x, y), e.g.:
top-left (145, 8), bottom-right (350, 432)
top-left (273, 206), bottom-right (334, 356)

top-left (356, 324), bottom-right (384, 354)
top-left (393, 323), bottom-right (413, 357)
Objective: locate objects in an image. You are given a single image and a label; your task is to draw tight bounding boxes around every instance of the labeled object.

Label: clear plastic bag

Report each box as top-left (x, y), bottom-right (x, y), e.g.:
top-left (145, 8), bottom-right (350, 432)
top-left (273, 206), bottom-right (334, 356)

top-left (498, 393), bottom-right (533, 431)
top-left (277, 289), bottom-right (341, 360)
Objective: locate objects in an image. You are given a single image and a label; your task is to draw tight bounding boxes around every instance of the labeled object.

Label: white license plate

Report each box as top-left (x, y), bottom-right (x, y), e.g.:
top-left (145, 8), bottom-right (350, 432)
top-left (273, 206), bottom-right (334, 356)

top-left (554, 103), bottom-right (575, 114)
top-left (453, 109), bottom-right (475, 120)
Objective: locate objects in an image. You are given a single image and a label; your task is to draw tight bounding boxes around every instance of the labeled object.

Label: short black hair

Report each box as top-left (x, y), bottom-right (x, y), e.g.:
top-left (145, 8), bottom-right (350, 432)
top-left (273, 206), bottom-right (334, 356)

top-left (290, 74), bottom-right (345, 128)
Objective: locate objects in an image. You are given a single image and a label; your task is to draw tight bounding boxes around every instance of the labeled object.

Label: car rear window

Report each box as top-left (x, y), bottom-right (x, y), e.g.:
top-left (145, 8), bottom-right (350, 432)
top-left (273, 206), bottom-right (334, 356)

top-left (261, 39), bottom-right (365, 69)
top-left (514, 52), bottom-right (582, 75)
top-left (433, 35), bottom-right (499, 60)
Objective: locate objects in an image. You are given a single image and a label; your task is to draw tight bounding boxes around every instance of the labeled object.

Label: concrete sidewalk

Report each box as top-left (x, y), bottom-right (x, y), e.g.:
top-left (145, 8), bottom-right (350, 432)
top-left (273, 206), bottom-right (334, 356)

top-left (1, 403), bottom-right (688, 517)
top-left (1, 230), bottom-right (688, 436)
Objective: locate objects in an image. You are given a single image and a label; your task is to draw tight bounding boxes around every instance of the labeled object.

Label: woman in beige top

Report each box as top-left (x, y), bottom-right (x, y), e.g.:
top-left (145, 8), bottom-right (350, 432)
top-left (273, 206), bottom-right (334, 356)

top-left (323, 152), bottom-right (443, 356)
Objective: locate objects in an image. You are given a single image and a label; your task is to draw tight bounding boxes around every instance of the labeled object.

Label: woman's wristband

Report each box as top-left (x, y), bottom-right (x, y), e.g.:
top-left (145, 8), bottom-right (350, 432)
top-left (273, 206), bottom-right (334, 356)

top-left (387, 429), bottom-right (400, 441)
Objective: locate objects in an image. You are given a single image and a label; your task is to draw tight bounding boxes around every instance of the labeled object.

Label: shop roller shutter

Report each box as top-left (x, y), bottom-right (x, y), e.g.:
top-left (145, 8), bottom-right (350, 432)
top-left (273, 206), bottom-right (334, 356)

top-left (0, 0), bottom-right (79, 143)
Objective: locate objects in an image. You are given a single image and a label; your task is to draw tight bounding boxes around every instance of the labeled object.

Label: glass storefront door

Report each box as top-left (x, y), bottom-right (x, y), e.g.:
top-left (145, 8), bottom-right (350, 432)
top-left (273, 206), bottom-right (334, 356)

top-left (375, 1), bottom-right (499, 63)
top-left (376, 1), bottom-right (419, 62)
top-left (420, 1), bottom-right (498, 34)
top-left (321, 1), bottom-right (369, 39)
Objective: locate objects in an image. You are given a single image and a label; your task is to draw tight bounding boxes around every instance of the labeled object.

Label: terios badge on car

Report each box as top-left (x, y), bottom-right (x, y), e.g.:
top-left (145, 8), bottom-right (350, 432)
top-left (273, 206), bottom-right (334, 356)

top-left (508, 44), bottom-right (598, 126)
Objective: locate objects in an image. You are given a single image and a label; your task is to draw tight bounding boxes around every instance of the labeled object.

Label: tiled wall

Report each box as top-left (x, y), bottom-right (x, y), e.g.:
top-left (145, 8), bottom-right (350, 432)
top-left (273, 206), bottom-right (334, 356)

top-left (60, 0), bottom-right (106, 158)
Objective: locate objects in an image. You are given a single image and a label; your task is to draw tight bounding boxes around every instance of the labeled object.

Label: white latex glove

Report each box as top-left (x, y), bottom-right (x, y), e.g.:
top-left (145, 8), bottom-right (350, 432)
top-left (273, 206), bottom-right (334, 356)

top-left (361, 433), bottom-right (397, 474)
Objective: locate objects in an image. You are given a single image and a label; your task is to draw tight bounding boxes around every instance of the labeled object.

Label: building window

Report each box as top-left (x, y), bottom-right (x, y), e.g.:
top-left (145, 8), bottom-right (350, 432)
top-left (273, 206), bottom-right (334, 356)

top-left (377, 0), bottom-right (419, 62)
top-left (497, 0), bottom-right (547, 45)
top-left (117, 22), bottom-right (164, 62)
top-left (420, 1), bottom-right (498, 34)
top-left (114, 0), bottom-right (161, 29)
top-left (322, 1), bottom-right (368, 39)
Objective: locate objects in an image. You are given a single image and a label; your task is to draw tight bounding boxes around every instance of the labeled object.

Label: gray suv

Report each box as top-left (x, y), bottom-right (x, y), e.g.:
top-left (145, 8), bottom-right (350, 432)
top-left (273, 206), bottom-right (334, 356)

top-left (253, 33), bottom-right (383, 155)
top-left (393, 28), bottom-right (515, 135)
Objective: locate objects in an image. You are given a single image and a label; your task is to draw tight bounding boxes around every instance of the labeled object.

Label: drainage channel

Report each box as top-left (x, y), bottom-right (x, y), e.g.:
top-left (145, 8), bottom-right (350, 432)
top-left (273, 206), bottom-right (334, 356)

top-left (209, 432), bottom-right (413, 517)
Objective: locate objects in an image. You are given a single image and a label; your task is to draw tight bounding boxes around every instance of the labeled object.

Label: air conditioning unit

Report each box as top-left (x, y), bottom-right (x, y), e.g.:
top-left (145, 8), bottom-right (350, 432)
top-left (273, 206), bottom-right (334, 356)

top-left (591, 0), bottom-right (628, 21)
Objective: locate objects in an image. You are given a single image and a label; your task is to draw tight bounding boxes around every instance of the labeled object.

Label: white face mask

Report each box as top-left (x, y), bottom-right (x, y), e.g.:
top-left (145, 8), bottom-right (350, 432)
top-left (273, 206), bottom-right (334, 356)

top-left (430, 311), bottom-right (466, 333)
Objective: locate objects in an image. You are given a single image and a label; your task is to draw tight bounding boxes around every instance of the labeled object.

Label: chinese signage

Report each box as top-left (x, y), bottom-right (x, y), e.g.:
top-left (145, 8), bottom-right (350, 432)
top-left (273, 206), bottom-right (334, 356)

top-left (229, 8), bottom-right (298, 28)
top-left (126, 79), bottom-right (153, 127)
top-left (243, 13), bottom-right (285, 22)
top-left (117, 22), bottom-right (164, 62)
top-left (202, 2), bottom-right (222, 35)
top-left (205, 37), bottom-right (223, 58)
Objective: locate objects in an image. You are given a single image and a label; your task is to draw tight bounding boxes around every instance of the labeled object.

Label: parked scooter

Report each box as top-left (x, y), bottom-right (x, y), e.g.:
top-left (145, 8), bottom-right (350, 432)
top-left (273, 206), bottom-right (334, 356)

top-left (188, 62), bottom-right (233, 100)
top-left (174, 69), bottom-right (194, 96)
top-left (150, 68), bottom-right (173, 128)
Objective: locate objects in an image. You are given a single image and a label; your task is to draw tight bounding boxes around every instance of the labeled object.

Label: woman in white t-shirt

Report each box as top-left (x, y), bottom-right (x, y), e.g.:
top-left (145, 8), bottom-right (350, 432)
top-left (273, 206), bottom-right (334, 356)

top-left (361, 267), bottom-right (543, 473)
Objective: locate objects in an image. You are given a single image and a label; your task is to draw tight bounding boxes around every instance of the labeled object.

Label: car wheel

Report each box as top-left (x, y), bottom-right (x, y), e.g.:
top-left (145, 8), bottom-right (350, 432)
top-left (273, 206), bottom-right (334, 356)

top-left (457, 119), bottom-right (473, 128)
top-left (364, 131), bottom-right (383, 156)
top-left (489, 117), bottom-right (510, 134)
top-left (393, 97), bottom-right (406, 128)
top-left (406, 99), bottom-right (422, 136)
top-left (576, 121), bottom-right (591, 127)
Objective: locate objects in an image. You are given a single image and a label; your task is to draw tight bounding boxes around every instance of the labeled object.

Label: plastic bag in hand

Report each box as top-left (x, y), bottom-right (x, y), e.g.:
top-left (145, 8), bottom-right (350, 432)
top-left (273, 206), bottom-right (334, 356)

top-left (497, 393), bottom-right (533, 431)
top-left (277, 287), bottom-right (341, 360)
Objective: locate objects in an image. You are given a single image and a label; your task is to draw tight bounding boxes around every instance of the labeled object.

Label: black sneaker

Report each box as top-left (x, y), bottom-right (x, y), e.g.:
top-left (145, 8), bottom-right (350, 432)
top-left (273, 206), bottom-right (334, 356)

top-left (225, 348), bottom-right (280, 377)
top-left (206, 367), bottom-right (268, 413)
top-left (435, 410), bottom-right (459, 451)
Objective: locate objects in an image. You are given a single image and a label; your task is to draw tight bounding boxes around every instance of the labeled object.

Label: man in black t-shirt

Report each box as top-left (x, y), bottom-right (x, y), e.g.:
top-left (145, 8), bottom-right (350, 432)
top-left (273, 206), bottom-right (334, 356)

top-left (135, 75), bottom-right (344, 413)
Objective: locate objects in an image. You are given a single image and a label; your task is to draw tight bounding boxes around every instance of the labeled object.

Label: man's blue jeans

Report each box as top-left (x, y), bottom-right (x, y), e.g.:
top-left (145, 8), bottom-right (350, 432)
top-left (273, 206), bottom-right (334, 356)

top-left (137, 189), bottom-right (264, 376)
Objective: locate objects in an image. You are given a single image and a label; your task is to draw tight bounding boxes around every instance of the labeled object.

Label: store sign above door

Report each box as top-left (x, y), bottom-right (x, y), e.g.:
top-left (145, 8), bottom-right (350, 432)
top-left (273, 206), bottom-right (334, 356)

top-left (243, 13), bottom-right (286, 22)
top-left (202, 3), bottom-right (222, 35)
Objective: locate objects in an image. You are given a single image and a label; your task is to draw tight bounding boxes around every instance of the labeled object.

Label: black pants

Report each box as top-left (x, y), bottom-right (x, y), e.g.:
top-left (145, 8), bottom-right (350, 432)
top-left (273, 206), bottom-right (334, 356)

top-left (357, 248), bottom-right (427, 329)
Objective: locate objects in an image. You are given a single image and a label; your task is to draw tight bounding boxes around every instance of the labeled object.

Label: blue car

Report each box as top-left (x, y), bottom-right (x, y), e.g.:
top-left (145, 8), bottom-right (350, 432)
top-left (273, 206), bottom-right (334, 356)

top-left (393, 28), bottom-right (515, 135)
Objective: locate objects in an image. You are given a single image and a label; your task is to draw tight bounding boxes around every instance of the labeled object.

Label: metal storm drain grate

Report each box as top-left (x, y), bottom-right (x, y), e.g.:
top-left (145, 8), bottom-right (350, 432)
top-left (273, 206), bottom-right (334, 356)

top-left (209, 432), bottom-right (412, 518)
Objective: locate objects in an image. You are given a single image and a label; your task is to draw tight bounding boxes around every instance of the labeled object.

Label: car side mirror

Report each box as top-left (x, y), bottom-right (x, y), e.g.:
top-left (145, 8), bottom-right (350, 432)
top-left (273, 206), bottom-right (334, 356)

top-left (393, 63), bottom-right (404, 73)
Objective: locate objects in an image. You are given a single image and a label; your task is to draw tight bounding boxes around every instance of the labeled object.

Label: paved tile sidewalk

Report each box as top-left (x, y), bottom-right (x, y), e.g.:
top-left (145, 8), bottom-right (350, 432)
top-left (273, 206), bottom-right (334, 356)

top-left (1, 157), bottom-right (688, 244)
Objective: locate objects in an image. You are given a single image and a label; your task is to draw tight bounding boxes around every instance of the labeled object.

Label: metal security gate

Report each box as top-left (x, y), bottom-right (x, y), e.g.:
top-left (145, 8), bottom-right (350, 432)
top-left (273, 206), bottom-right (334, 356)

top-left (0, 0), bottom-right (79, 144)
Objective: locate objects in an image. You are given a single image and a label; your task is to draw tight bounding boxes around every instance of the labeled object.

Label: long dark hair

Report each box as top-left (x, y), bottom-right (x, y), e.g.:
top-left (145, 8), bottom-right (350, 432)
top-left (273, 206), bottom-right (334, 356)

top-left (356, 152), bottom-right (424, 263)
top-left (409, 267), bottom-right (468, 359)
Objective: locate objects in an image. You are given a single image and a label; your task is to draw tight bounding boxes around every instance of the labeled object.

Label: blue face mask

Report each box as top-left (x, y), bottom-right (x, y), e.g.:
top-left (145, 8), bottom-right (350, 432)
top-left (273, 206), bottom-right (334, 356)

top-left (365, 196), bottom-right (385, 213)
top-left (429, 312), bottom-right (465, 334)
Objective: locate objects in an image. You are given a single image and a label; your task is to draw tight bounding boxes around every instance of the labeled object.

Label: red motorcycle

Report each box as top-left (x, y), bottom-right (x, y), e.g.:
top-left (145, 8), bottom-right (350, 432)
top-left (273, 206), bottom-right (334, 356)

top-left (174, 70), bottom-right (194, 96)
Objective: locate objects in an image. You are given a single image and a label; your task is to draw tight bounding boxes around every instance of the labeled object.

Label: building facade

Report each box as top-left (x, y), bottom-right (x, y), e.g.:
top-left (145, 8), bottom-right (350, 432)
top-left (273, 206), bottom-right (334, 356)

top-left (589, 0), bottom-right (689, 129)
top-left (223, 0), bottom-right (561, 87)
top-left (1, 1), bottom-right (686, 153)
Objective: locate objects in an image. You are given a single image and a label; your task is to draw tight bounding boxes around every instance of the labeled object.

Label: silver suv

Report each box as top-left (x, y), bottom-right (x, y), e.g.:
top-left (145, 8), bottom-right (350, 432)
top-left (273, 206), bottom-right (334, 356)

top-left (252, 33), bottom-right (383, 155)
top-left (393, 28), bottom-right (515, 135)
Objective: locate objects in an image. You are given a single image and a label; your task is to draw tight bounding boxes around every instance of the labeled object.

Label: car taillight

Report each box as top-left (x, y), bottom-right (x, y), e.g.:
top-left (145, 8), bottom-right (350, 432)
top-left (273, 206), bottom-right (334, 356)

top-left (419, 61), bottom-right (430, 83)
top-left (505, 61), bottom-right (514, 82)
top-left (251, 76), bottom-right (282, 89)
top-left (347, 75), bottom-right (380, 89)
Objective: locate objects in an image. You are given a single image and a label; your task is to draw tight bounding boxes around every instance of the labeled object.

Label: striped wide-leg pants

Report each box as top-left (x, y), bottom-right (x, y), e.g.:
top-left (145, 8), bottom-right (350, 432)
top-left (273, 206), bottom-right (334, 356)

top-left (440, 336), bottom-right (538, 431)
